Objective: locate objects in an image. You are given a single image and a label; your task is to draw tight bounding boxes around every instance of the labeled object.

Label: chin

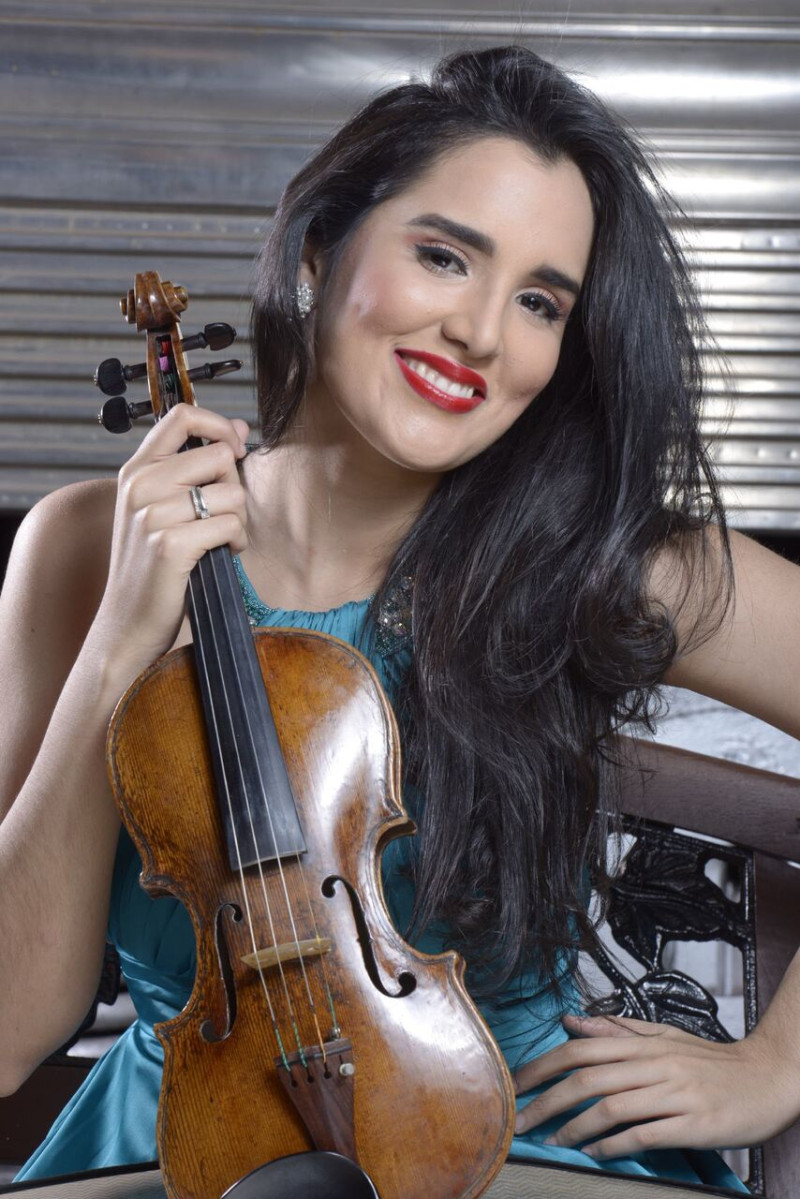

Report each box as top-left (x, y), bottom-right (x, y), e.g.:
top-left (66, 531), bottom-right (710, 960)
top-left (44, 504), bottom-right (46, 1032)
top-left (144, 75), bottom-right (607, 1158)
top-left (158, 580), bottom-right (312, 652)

top-left (379, 441), bottom-right (475, 475)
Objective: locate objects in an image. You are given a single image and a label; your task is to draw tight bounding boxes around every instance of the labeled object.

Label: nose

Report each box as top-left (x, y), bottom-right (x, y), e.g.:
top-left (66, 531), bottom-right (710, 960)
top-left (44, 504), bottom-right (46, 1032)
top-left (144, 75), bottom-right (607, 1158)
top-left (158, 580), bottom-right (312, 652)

top-left (440, 287), bottom-right (505, 362)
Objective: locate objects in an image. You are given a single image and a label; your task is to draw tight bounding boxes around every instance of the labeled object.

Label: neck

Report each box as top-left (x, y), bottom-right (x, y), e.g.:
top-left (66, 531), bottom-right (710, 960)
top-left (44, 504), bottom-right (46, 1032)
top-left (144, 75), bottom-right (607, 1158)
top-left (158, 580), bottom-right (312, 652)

top-left (240, 399), bottom-right (438, 612)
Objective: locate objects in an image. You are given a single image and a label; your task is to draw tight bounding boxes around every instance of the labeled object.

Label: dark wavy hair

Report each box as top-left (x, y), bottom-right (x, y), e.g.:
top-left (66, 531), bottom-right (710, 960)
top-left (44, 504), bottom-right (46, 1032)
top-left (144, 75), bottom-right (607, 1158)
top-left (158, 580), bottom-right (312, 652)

top-left (250, 46), bottom-right (732, 1000)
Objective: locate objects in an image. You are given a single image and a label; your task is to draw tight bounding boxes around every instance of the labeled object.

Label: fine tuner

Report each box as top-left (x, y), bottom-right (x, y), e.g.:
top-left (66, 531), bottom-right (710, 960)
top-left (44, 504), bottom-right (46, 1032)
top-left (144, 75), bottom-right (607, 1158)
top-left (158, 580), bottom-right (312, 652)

top-left (95, 317), bottom-right (242, 433)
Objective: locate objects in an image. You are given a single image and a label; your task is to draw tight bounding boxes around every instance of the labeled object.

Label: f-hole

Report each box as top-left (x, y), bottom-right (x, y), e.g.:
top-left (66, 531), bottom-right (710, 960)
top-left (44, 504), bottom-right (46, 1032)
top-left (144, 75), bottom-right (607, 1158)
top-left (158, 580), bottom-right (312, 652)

top-left (322, 876), bottom-right (416, 998)
top-left (200, 901), bottom-right (242, 1042)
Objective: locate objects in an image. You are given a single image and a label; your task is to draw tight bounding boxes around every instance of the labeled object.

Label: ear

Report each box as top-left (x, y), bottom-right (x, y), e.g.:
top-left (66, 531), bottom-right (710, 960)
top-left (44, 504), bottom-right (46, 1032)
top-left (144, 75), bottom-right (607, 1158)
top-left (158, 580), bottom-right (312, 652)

top-left (298, 238), bottom-right (324, 291)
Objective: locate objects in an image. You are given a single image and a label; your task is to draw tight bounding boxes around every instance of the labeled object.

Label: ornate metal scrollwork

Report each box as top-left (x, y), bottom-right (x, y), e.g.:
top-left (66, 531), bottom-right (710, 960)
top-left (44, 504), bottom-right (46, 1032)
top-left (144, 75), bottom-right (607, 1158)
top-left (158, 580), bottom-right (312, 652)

top-left (588, 816), bottom-right (761, 1192)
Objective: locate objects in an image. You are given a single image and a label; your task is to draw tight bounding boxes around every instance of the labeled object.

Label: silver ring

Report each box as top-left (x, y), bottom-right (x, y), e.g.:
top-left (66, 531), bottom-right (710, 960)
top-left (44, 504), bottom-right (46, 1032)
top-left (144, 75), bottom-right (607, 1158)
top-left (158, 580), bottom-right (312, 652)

top-left (189, 484), bottom-right (210, 520)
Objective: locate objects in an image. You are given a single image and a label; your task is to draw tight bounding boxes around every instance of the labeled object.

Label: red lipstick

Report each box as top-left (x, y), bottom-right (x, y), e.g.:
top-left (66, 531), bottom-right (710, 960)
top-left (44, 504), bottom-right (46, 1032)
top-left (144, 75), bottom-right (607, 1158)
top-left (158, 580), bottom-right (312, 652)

top-left (394, 349), bottom-right (487, 414)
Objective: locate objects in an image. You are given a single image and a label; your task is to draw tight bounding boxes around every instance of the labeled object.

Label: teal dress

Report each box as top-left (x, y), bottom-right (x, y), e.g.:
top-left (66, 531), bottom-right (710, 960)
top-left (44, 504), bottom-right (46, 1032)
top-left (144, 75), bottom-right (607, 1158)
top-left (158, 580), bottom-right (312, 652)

top-left (17, 562), bottom-right (748, 1192)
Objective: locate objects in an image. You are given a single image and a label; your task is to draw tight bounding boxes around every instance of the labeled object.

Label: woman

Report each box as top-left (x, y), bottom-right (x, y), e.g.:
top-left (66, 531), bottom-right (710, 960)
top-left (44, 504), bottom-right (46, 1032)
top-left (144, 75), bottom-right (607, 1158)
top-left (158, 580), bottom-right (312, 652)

top-left (2, 44), bottom-right (799, 1192)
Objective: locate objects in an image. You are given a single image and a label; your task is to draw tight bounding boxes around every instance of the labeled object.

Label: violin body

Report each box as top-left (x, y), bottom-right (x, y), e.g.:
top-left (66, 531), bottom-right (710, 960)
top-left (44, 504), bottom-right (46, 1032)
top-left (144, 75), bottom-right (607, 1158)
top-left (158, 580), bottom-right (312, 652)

top-left (108, 627), bottom-right (515, 1199)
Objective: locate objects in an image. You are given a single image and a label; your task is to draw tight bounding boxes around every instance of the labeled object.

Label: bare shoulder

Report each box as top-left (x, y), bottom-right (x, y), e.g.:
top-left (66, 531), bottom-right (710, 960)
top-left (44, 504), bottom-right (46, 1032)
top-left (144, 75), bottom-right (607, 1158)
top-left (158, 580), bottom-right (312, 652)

top-left (648, 525), bottom-right (800, 739)
top-left (1, 478), bottom-right (116, 635)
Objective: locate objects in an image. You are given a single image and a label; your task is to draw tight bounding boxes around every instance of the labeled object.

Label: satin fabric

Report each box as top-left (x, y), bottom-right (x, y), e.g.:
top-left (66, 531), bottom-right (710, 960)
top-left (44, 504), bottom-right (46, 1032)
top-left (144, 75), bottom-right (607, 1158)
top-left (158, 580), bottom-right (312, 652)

top-left (17, 572), bottom-right (748, 1192)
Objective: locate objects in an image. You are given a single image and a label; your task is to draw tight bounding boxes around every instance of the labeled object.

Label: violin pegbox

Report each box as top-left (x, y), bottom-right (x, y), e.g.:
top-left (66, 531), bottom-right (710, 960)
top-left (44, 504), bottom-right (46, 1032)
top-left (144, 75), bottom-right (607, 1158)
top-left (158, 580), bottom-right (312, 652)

top-left (95, 269), bottom-right (242, 433)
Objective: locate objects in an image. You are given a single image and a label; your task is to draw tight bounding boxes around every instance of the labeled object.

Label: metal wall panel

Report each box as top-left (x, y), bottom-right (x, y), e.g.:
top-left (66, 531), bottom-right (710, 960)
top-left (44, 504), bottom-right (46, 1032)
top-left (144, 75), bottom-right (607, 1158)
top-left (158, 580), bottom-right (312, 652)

top-left (0, 1), bottom-right (798, 526)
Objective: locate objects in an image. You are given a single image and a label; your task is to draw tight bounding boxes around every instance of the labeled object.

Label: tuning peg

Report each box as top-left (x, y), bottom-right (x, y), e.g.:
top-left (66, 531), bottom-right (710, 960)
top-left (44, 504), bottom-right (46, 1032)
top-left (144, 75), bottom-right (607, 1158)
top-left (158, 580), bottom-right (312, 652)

top-left (94, 357), bottom-right (147, 397)
top-left (186, 359), bottom-right (242, 382)
top-left (181, 323), bottom-right (237, 354)
top-left (98, 395), bottom-right (154, 434)
top-left (94, 326), bottom-right (237, 398)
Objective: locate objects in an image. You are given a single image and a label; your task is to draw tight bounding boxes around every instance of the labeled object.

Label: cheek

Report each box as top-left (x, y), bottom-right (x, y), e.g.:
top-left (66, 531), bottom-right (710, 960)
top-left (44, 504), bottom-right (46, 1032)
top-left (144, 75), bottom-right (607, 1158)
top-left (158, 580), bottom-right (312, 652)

top-left (504, 336), bottom-right (563, 408)
top-left (333, 257), bottom-right (438, 347)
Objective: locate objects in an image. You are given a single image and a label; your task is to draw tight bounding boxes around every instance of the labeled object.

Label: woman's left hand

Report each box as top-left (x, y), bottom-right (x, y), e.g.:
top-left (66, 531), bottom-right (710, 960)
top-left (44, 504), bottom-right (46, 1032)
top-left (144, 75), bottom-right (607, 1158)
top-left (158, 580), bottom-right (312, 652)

top-left (514, 1013), bottom-right (800, 1159)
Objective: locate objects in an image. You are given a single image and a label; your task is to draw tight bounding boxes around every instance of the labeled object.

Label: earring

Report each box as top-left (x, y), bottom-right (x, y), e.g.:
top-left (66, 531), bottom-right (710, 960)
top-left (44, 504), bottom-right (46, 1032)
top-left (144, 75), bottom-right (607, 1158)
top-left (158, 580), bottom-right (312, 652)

top-left (296, 281), bottom-right (316, 318)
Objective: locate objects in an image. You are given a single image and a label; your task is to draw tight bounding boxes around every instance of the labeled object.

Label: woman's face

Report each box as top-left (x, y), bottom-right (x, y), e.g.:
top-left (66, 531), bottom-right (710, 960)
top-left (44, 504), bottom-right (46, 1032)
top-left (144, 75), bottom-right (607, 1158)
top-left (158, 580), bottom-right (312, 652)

top-left (302, 136), bottom-right (595, 475)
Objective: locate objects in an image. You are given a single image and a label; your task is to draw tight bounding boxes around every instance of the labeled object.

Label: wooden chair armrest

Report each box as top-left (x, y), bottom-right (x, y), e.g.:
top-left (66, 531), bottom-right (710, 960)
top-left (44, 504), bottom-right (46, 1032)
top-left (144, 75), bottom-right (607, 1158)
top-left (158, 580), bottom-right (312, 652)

top-left (617, 737), bottom-right (800, 861)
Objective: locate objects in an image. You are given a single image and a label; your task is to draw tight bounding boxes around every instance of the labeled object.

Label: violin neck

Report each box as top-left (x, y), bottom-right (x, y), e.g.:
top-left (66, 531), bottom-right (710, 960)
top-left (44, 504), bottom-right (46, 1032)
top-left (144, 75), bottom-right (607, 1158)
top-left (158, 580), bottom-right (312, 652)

top-left (186, 547), bottom-right (307, 869)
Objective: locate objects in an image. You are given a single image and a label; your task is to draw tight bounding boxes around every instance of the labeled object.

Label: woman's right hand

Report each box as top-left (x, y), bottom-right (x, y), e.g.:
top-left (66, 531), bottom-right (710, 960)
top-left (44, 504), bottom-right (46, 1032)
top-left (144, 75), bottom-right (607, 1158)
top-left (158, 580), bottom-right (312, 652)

top-left (93, 403), bottom-right (250, 677)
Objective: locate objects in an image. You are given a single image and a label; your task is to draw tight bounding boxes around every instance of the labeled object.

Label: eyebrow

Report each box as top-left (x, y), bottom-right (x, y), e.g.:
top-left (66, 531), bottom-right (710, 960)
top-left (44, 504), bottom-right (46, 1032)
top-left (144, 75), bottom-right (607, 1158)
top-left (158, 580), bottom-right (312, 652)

top-left (406, 212), bottom-right (582, 298)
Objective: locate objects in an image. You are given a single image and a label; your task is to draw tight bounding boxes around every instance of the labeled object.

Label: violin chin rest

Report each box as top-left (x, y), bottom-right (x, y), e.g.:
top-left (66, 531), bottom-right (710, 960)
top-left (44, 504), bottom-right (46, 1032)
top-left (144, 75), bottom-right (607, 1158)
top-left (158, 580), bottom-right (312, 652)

top-left (219, 1150), bottom-right (380, 1199)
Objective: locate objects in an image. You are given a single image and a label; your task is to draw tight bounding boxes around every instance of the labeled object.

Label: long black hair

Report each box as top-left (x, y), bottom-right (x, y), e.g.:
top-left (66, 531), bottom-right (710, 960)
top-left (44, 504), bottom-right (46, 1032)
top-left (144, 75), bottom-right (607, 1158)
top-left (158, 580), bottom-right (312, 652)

top-left (251, 46), bottom-right (732, 1000)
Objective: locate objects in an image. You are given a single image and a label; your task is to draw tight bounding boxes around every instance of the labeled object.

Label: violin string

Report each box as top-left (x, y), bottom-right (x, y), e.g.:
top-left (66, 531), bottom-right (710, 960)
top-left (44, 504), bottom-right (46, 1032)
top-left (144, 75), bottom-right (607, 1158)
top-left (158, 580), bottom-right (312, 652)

top-left (202, 552), bottom-right (328, 1048)
top-left (289, 847), bottom-right (341, 1044)
top-left (186, 571), bottom-right (291, 1068)
top-left (199, 550), bottom-right (329, 1061)
top-left (190, 564), bottom-right (301, 1062)
top-left (198, 554), bottom-right (324, 1064)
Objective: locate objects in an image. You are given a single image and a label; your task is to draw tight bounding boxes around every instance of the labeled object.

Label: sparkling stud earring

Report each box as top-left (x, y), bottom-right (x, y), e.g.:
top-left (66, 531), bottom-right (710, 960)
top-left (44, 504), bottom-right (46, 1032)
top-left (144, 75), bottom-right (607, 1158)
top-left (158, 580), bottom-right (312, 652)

top-left (296, 281), bottom-right (316, 318)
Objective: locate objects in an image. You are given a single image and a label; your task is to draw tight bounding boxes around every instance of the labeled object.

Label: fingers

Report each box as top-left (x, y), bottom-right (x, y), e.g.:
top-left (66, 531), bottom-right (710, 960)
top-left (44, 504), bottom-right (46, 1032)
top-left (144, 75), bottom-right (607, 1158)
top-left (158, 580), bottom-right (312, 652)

top-left (142, 481), bottom-right (248, 546)
top-left (147, 507), bottom-right (249, 570)
top-left (153, 402), bottom-right (247, 458)
top-left (514, 1013), bottom-right (697, 1098)
top-left (96, 405), bottom-right (251, 672)
top-left (119, 405), bottom-right (248, 524)
top-left (540, 1081), bottom-right (679, 1149)
top-left (129, 401), bottom-right (248, 462)
top-left (118, 404), bottom-right (248, 530)
top-left (137, 438), bottom-right (242, 497)
top-left (515, 1060), bottom-right (663, 1134)
top-left (513, 1028), bottom-right (773, 1160)
top-left (231, 417), bottom-right (251, 447)
top-left (181, 481), bottom-right (246, 527)
top-left (515, 1030), bottom-right (658, 1096)
top-left (580, 1115), bottom-right (691, 1161)
top-left (562, 1014), bottom-right (676, 1039)
top-left (118, 438), bottom-right (248, 567)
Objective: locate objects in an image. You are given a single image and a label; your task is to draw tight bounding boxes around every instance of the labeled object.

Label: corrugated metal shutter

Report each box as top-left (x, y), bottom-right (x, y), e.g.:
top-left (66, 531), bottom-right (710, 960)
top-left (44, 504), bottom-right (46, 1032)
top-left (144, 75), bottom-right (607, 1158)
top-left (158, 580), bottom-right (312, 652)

top-left (1, 1), bottom-right (798, 528)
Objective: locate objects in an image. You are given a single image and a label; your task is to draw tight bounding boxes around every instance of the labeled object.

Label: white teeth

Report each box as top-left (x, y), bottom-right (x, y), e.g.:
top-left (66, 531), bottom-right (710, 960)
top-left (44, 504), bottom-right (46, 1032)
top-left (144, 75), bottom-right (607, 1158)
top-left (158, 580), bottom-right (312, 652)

top-left (402, 356), bottom-right (476, 399)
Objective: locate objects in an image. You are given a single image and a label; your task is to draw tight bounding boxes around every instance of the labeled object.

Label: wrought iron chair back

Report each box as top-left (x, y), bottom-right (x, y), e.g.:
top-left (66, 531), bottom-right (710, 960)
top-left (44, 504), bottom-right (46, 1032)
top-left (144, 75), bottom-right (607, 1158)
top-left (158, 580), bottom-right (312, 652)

top-left (607, 737), bottom-right (800, 1199)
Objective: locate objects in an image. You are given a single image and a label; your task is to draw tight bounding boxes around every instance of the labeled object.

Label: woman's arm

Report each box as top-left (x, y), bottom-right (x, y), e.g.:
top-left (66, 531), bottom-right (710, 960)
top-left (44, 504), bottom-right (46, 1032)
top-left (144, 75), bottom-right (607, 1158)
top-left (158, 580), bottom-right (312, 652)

top-left (514, 526), bottom-right (800, 1153)
top-left (657, 525), bottom-right (800, 738)
top-left (0, 480), bottom-right (134, 1093)
top-left (0, 405), bottom-right (248, 1095)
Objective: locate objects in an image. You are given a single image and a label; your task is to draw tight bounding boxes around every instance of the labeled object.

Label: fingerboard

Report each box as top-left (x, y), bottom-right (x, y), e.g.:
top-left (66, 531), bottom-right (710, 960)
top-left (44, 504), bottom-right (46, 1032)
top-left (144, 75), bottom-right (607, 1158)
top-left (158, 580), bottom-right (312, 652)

top-left (186, 543), bottom-right (307, 869)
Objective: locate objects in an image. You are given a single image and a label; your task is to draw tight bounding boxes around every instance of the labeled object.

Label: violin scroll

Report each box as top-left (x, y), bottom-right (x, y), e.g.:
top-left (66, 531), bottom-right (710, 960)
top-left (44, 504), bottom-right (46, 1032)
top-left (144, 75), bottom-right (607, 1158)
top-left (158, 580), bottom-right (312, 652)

top-left (120, 271), bottom-right (188, 331)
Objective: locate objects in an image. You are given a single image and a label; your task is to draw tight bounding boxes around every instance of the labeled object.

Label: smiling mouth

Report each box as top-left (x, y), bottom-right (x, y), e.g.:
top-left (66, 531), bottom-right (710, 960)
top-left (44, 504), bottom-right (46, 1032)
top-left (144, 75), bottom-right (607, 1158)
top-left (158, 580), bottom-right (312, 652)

top-left (395, 350), bottom-right (487, 413)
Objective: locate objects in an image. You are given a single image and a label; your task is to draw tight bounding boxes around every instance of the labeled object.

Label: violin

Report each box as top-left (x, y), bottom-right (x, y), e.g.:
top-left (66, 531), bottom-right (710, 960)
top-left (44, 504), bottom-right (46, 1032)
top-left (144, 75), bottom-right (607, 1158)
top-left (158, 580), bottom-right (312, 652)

top-left (96, 272), bottom-right (515, 1199)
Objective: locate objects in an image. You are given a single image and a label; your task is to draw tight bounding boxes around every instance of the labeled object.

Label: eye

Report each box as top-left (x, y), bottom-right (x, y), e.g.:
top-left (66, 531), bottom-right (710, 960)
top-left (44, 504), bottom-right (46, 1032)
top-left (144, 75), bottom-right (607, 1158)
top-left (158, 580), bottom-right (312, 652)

top-left (518, 290), bottom-right (564, 323)
top-left (415, 242), bottom-right (468, 276)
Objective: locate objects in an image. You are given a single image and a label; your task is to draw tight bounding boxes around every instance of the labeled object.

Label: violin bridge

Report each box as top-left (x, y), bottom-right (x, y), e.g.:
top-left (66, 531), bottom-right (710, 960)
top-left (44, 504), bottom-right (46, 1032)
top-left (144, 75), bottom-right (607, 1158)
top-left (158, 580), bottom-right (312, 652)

top-left (240, 936), bottom-right (332, 972)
